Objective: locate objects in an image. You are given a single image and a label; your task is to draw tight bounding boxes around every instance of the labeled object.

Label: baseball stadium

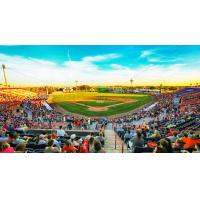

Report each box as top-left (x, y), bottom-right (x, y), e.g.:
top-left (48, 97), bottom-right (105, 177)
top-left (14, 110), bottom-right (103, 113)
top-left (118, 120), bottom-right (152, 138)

top-left (0, 45), bottom-right (200, 153)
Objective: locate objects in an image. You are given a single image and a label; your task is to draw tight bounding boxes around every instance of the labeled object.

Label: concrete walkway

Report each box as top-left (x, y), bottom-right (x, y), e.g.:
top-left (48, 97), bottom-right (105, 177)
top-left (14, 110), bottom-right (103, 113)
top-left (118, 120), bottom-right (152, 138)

top-left (104, 125), bottom-right (129, 153)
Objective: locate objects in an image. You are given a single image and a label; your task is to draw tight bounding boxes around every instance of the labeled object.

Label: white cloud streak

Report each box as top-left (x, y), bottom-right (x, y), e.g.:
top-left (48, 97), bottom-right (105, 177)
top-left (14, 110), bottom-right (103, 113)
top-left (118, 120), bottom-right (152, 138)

top-left (140, 50), bottom-right (153, 58)
top-left (82, 53), bottom-right (121, 62)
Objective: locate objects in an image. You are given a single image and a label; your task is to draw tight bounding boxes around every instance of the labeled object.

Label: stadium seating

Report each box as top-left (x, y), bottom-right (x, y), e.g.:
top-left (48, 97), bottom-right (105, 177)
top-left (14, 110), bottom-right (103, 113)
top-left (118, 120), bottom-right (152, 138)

top-left (0, 87), bottom-right (200, 153)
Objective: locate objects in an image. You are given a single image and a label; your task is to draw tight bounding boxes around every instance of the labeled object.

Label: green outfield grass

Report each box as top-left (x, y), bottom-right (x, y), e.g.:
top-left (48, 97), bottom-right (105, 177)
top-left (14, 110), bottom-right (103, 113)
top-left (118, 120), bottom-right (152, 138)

top-left (50, 92), bottom-right (153, 117)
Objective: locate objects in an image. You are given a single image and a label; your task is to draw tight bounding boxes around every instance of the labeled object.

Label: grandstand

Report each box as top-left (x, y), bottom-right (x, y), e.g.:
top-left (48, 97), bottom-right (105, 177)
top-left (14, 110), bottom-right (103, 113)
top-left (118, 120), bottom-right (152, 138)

top-left (0, 63), bottom-right (200, 153)
top-left (0, 88), bottom-right (37, 102)
top-left (0, 84), bottom-right (200, 153)
top-left (176, 87), bottom-right (200, 107)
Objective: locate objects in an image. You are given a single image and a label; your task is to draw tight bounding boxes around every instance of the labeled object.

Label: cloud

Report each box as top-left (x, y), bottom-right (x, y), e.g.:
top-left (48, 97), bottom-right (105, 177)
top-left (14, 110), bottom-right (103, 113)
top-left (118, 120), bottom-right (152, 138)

top-left (147, 58), bottom-right (160, 62)
top-left (140, 50), bottom-right (153, 58)
top-left (0, 53), bottom-right (199, 86)
top-left (147, 57), bottom-right (181, 63)
top-left (110, 64), bottom-right (129, 70)
top-left (140, 48), bottom-right (181, 64)
top-left (82, 53), bottom-right (121, 62)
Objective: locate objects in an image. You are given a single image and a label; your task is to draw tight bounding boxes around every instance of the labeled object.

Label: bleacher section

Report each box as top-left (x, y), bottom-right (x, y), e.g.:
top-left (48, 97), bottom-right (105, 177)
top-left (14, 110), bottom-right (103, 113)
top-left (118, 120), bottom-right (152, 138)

top-left (6, 129), bottom-right (100, 153)
top-left (174, 87), bottom-right (200, 107)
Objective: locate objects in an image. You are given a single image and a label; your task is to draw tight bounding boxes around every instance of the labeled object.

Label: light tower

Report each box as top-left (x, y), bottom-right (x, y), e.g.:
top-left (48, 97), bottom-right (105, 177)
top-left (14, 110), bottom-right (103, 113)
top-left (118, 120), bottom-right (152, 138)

top-left (130, 78), bottom-right (133, 87)
top-left (75, 80), bottom-right (78, 91)
top-left (2, 64), bottom-right (8, 88)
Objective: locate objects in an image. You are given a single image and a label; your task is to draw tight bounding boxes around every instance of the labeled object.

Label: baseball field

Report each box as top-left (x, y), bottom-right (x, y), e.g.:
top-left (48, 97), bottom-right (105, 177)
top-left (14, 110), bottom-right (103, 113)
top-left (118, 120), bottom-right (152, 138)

top-left (49, 92), bottom-right (153, 117)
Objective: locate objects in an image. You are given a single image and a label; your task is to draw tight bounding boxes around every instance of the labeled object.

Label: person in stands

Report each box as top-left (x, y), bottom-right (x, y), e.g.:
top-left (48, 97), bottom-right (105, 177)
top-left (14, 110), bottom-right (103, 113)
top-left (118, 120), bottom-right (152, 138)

top-left (124, 129), bottom-right (136, 144)
top-left (9, 133), bottom-right (26, 146)
top-left (154, 139), bottom-right (169, 153)
top-left (0, 131), bottom-right (7, 141)
top-left (6, 132), bottom-right (16, 143)
top-left (67, 122), bottom-right (73, 130)
top-left (70, 134), bottom-right (79, 148)
top-left (93, 140), bottom-right (106, 153)
top-left (44, 139), bottom-right (61, 153)
top-left (129, 129), bottom-right (144, 152)
top-left (7, 123), bottom-right (15, 131)
top-left (48, 132), bottom-right (60, 147)
top-left (173, 139), bottom-right (185, 152)
top-left (150, 130), bottom-right (161, 141)
top-left (62, 140), bottom-right (77, 153)
top-left (88, 136), bottom-right (95, 153)
top-left (78, 138), bottom-right (88, 153)
top-left (57, 126), bottom-right (65, 137)
top-left (165, 138), bottom-right (174, 153)
top-left (96, 133), bottom-right (105, 147)
top-left (167, 131), bottom-right (178, 143)
top-left (15, 142), bottom-right (27, 153)
top-left (38, 134), bottom-right (48, 145)
top-left (0, 140), bottom-right (15, 153)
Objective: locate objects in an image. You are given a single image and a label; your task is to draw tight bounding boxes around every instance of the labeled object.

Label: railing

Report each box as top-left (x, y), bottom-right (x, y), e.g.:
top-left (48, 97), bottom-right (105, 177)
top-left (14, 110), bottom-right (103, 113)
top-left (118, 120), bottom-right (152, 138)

top-left (114, 129), bottom-right (125, 153)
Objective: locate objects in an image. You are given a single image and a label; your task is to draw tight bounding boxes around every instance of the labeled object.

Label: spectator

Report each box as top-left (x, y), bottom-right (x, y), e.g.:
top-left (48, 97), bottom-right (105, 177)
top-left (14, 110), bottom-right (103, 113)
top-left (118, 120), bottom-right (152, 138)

top-left (78, 138), bottom-right (88, 153)
top-left (124, 129), bottom-right (136, 143)
top-left (0, 141), bottom-right (15, 153)
top-left (6, 132), bottom-right (16, 143)
top-left (93, 140), bottom-right (106, 153)
top-left (15, 143), bottom-right (27, 153)
top-left (9, 133), bottom-right (26, 145)
top-left (167, 131), bottom-right (178, 143)
top-left (88, 137), bottom-right (95, 153)
top-left (70, 134), bottom-right (79, 148)
top-left (150, 130), bottom-right (161, 141)
top-left (173, 139), bottom-right (185, 152)
top-left (44, 139), bottom-right (61, 153)
top-left (62, 140), bottom-right (77, 153)
top-left (154, 139), bottom-right (169, 153)
top-left (38, 134), bottom-right (48, 145)
top-left (47, 134), bottom-right (60, 147)
top-left (129, 129), bottom-right (144, 152)
top-left (57, 126), bottom-right (65, 137)
top-left (67, 123), bottom-right (73, 130)
top-left (96, 133), bottom-right (105, 147)
top-left (0, 131), bottom-right (7, 141)
top-left (165, 138), bottom-right (173, 153)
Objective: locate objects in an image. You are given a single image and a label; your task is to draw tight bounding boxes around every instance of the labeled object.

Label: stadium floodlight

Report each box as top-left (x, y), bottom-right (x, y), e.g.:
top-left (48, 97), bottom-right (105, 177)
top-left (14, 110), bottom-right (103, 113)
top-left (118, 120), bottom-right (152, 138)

top-left (130, 78), bottom-right (133, 87)
top-left (2, 64), bottom-right (8, 88)
top-left (75, 80), bottom-right (78, 91)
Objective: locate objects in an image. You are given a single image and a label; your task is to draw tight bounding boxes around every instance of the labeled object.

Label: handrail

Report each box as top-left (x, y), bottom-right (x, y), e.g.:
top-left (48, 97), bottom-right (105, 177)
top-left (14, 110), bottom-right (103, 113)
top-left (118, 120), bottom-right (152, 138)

top-left (114, 128), bottom-right (125, 153)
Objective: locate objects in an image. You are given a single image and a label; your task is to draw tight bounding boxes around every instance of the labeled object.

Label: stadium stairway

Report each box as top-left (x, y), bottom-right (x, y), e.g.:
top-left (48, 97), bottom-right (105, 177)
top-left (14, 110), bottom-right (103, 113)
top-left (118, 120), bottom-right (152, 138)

top-left (104, 124), bottom-right (129, 153)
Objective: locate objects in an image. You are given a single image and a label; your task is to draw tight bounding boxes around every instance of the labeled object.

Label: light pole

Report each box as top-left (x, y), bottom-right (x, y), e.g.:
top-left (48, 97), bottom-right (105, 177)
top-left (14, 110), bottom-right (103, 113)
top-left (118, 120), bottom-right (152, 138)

top-left (2, 64), bottom-right (8, 88)
top-left (74, 80), bottom-right (78, 102)
top-left (130, 78), bottom-right (133, 91)
top-left (75, 80), bottom-right (78, 91)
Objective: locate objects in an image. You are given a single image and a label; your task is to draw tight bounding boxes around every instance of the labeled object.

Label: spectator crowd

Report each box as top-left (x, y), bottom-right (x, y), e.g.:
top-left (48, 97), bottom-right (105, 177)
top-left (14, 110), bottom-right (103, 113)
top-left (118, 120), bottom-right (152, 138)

top-left (114, 93), bottom-right (200, 153)
top-left (0, 90), bottom-right (200, 153)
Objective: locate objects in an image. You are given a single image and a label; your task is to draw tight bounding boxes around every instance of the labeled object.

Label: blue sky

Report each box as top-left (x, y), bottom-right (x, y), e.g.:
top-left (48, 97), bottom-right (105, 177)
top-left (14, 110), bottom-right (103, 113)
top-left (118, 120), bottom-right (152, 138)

top-left (0, 45), bottom-right (200, 86)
